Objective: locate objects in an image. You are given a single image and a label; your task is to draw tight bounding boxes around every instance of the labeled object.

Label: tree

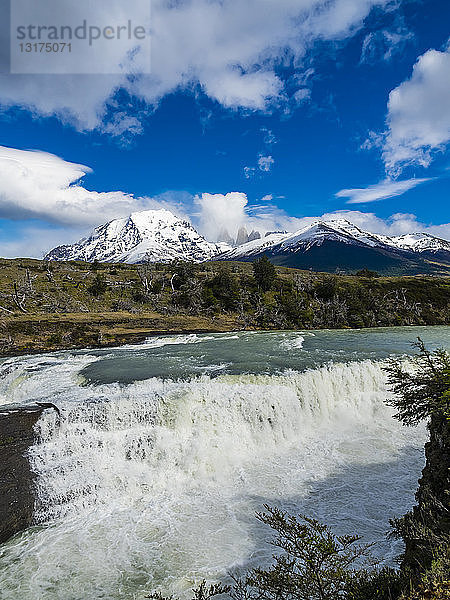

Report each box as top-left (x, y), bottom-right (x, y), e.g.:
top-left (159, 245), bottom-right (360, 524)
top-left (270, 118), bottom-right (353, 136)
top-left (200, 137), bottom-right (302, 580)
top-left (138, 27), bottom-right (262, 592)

top-left (314, 275), bottom-right (338, 301)
top-left (169, 261), bottom-right (196, 292)
top-left (231, 506), bottom-right (373, 600)
top-left (384, 339), bottom-right (450, 426)
top-left (252, 256), bottom-right (277, 292)
top-left (204, 267), bottom-right (240, 311)
top-left (384, 340), bottom-right (450, 587)
top-left (355, 269), bottom-right (379, 278)
top-left (87, 273), bottom-right (108, 297)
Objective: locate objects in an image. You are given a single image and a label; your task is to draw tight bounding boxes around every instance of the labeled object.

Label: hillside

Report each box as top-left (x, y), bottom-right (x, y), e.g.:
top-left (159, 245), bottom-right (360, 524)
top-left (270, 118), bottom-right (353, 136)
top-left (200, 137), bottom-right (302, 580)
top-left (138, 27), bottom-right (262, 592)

top-left (0, 257), bottom-right (449, 355)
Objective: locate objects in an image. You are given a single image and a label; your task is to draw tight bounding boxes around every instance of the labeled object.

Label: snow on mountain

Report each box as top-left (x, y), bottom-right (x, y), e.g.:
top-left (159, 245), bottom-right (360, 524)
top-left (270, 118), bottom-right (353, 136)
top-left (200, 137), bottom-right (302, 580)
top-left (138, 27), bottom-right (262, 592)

top-left (45, 210), bottom-right (450, 269)
top-left (217, 219), bottom-right (392, 260)
top-left (216, 219), bottom-right (450, 260)
top-left (216, 232), bottom-right (288, 260)
top-left (388, 232), bottom-right (450, 253)
top-left (279, 220), bottom-right (389, 251)
top-left (45, 209), bottom-right (228, 264)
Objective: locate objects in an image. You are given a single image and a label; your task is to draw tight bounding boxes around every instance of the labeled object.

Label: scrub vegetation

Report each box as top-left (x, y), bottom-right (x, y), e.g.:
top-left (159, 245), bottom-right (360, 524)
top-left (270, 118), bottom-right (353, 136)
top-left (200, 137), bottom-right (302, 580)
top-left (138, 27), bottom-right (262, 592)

top-left (0, 256), bottom-right (449, 355)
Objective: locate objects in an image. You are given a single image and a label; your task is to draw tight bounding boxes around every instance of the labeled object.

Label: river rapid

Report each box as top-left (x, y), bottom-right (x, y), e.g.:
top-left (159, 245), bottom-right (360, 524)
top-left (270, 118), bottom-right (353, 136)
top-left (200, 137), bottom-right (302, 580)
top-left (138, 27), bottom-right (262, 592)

top-left (0, 326), bottom-right (449, 600)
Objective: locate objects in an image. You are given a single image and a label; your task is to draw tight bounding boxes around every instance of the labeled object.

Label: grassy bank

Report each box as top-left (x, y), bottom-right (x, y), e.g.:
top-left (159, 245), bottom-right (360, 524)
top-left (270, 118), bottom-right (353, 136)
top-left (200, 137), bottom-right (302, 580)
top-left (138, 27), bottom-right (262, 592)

top-left (0, 312), bottom-right (238, 356)
top-left (0, 257), bottom-right (449, 356)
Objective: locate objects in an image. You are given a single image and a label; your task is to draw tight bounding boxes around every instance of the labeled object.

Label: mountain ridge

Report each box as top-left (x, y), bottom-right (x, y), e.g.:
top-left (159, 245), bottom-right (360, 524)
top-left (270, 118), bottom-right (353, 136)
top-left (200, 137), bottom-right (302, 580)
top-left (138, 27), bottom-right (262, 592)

top-left (216, 218), bottom-right (450, 274)
top-left (46, 209), bottom-right (228, 264)
top-left (45, 209), bottom-right (450, 275)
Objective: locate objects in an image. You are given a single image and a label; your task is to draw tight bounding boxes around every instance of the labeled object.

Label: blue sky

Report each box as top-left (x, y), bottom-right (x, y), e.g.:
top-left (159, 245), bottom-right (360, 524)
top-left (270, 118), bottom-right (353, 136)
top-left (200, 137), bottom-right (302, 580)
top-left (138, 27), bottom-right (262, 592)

top-left (0, 0), bottom-right (449, 257)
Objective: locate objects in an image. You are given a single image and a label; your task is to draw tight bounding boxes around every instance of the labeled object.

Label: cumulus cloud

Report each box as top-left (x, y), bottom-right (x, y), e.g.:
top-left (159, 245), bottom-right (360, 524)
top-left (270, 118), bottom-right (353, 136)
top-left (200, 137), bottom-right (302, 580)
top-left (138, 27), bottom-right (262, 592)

top-left (194, 191), bottom-right (305, 241)
top-left (194, 192), bottom-right (248, 241)
top-left (0, 0), bottom-right (395, 133)
top-left (0, 145), bottom-right (172, 226)
top-left (382, 44), bottom-right (450, 173)
top-left (335, 177), bottom-right (432, 204)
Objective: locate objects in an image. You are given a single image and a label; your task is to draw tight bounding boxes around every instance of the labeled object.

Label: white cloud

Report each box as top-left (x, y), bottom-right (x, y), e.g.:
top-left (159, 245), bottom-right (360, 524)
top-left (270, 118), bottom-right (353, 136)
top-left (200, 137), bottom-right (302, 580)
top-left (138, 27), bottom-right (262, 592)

top-left (257, 154), bottom-right (275, 172)
top-left (360, 26), bottom-right (413, 64)
top-left (335, 177), bottom-right (431, 204)
top-left (261, 128), bottom-right (277, 147)
top-left (194, 191), bottom-right (303, 241)
top-left (0, 223), bottom-right (87, 259)
top-left (293, 88), bottom-right (311, 105)
top-left (0, 145), bottom-right (181, 226)
top-left (194, 191), bottom-right (450, 243)
top-left (194, 192), bottom-right (248, 241)
top-left (243, 166), bottom-right (256, 179)
top-left (0, 0), bottom-right (395, 133)
top-left (2, 182), bottom-right (450, 259)
top-left (102, 113), bottom-right (145, 147)
top-left (382, 44), bottom-right (450, 173)
top-left (1, 145), bottom-right (448, 259)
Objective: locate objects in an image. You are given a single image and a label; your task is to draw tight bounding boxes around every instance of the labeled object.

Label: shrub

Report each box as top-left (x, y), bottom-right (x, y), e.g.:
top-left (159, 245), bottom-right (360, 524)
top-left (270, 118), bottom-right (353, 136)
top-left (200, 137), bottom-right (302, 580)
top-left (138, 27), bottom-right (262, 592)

top-left (252, 256), bottom-right (277, 291)
top-left (87, 273), bottom-right (108, 297)
top-left (231, 506), bottom-right (374, 600)
top-left (384, 339), bottom-right (450, 425)
top-left (355, 269), bottom-right (379, 278)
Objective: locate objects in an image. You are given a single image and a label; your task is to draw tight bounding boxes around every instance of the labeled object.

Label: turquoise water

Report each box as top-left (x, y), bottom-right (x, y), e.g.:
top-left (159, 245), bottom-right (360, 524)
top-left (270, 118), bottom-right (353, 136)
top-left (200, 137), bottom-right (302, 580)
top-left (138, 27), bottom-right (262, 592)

top-left (79, 325), bottom-right (450, 383)
top-left (0, 326), bottom-right (448, 600)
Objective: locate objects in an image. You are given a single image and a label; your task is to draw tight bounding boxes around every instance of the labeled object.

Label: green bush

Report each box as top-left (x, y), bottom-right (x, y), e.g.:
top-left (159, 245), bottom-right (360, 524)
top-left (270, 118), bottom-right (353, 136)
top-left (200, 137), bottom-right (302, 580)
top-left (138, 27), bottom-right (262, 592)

top-left (384, 339), bottom-right (450, 425)
top-left (252, 256), bottom-right (277, 291)
top-left (87, 273), bottom-right (108, 297)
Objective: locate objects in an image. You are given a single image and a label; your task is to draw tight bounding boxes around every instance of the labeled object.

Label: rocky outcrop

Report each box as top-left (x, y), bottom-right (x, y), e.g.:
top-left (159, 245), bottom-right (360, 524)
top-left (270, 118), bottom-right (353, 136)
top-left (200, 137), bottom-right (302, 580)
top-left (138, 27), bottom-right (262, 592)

top-left (0, 404), bottom-right (45, 544)
top-left (396, 412), bottom-right (450, 579)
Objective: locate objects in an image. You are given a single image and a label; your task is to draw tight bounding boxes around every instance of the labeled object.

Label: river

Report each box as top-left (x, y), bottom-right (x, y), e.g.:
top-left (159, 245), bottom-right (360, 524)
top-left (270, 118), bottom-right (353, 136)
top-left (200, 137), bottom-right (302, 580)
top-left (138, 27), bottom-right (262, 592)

top-left (0, 326), bottom-right (449, 599)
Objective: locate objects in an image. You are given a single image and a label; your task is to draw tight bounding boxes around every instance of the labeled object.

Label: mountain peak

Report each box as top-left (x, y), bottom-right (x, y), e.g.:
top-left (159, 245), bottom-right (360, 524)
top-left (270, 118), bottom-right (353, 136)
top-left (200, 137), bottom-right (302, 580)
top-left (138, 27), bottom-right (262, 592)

top-left (216, 217), bottom-right (450, 274)
top-left (45, 208), bottom-right (226, 264)
top-left (45, 209), bottom-right (450, 273)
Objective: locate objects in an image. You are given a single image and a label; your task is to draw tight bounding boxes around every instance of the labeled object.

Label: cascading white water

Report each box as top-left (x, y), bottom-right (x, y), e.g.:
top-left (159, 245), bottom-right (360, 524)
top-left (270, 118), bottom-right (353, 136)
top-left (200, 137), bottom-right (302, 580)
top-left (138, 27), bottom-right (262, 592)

top-left (0, 350), bottom-right (427, 600)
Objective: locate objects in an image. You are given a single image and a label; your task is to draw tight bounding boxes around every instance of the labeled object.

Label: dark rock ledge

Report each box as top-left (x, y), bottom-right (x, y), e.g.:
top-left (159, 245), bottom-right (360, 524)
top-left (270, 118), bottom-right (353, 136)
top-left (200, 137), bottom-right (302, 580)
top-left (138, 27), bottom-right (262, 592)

top-left (0, 404), bottom-right (45, 544)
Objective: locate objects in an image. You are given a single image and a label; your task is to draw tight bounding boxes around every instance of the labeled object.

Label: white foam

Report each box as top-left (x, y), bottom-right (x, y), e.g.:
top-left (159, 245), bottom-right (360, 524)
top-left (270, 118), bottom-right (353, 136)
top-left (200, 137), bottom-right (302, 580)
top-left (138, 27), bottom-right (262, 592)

top-left (280, 335), bottom-right (305, 350)
top-left (0, 357), bottom-right (426, 599)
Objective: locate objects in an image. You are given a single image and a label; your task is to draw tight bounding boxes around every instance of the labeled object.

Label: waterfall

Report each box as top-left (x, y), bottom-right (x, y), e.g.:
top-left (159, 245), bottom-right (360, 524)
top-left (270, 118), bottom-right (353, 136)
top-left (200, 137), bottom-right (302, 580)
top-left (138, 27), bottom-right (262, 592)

top-left (0, 355), bottom-right (426, 600)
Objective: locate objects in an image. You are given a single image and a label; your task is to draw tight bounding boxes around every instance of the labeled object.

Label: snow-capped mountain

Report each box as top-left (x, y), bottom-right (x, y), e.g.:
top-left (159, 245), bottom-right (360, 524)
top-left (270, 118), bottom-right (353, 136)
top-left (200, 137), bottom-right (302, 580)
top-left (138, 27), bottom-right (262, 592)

top-left (45, 211), bottom-right (450, 274)
top-left (218, 219), bottom-right (450, 257)
top-left (218, 220), bottom-right (387, 259)
top-left (387, 232), bottom-right (450, 254)
top-left (45, 209), bottom-right (229, 264)
top-left (216, 219), bottom-right (450, 274)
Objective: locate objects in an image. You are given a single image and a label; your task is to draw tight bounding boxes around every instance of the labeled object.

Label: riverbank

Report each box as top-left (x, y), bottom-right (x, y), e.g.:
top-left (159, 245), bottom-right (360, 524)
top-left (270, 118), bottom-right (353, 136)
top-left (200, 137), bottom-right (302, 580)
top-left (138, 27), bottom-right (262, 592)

top-left (0, 312), bottom-right (240, 357)
top-left (1, 258), bottom-right (449, 357)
